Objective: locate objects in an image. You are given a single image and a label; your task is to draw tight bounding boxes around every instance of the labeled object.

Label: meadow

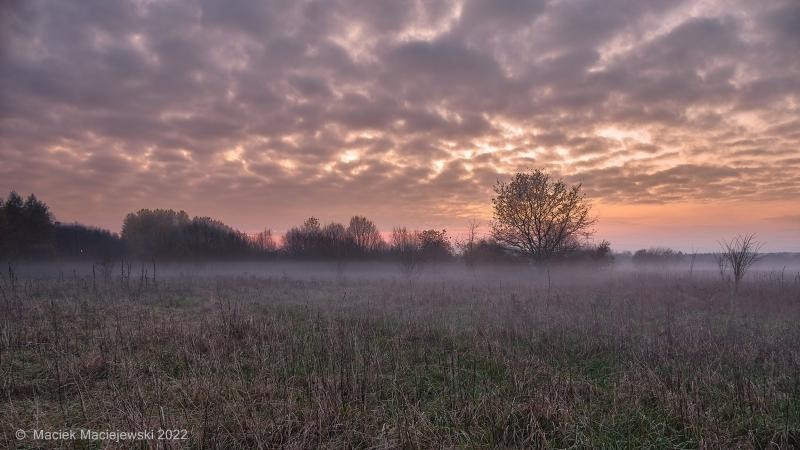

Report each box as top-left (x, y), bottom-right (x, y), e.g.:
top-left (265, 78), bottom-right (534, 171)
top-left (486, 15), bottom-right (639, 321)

top-left (1, 261), bottom-right (799, 448)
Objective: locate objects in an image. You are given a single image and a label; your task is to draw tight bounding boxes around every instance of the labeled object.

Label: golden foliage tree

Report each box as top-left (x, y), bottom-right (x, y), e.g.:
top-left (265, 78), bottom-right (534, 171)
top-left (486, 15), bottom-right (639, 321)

top-left (491, 169), bottom-right (596, 261)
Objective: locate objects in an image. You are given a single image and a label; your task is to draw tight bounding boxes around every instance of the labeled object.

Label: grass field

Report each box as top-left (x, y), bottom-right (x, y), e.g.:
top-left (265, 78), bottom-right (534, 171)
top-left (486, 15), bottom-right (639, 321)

top-left (1, 263), bottom-right (799, 448)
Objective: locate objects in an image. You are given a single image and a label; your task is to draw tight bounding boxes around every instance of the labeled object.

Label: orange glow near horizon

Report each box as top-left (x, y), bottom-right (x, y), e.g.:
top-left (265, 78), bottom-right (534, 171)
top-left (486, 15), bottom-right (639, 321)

top-left (1, 0), bottom-right (798, 251)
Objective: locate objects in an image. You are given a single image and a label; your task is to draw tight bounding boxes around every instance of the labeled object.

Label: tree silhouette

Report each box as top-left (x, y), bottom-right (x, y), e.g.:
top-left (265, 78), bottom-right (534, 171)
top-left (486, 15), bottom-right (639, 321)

top-left (320, 222), bottom-right (352, 258)
top-left (122, 209), bottom-right (190, 257)
top-left (633, 247), bottom-right (683, 265)
top-left (491, 169), bottom-right (596, 261)
top-left (391, 227), bottom-right (421, 275)
top-left (283, 217), bottom-right (360, 259)
top-left (284, 217), bottom-right (321, 257)
top-left (418, 229), bottom-right (452, 262)
top-left (456, 220), bottom-right (481, 267)
top-left (121, 209), bottom-right (257, 259)
top-left (183, 216), bottom-right (254, 258)
top-left (0, 191), bottom-right (55, 258)
top-left (253, 229), bottom-right (277, 253)
top-left (54, 223), bottom-right (125, 259)
top-left (347, 215), bottom-right (384, 256)
top-left (465, 238), bottom-right (523, 265)
top-left (719, 233), bottom-right (762, 294)
top-left (0, 201), bottom-right (6, 256)
top-left (2, 192), bottom-right (25, 257)
top-left (23, 194), bottom-right (55, 253)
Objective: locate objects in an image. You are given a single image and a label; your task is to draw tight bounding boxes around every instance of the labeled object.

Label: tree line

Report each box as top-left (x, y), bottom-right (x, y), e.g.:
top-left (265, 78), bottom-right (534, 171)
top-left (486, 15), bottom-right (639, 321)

top-left (1, 169), bottom-right (619, 264)
top-left (0, 194), bottom-right (466, 263)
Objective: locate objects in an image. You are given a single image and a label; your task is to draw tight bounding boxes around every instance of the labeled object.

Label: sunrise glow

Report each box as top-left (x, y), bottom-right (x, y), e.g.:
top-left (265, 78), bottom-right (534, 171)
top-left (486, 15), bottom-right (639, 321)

top-left (1, 0), bottom-right (798, 250)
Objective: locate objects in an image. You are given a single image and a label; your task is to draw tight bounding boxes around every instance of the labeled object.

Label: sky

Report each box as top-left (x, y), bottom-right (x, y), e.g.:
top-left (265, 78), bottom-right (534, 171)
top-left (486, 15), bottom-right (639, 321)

top-left (1, 0), bottom-right (798, 252)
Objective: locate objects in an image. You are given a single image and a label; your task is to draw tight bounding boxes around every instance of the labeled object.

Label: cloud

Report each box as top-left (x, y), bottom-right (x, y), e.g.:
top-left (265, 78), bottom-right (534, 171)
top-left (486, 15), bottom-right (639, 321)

top-left (0, 0), bottom-right (798, 234)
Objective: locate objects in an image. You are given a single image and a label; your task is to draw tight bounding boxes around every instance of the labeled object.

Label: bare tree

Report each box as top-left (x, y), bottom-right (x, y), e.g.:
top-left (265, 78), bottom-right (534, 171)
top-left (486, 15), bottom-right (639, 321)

top-left (253, 228), bottom-right (277, 252)
top-left (718, 233), bottom-right (763, 294)
top-left (491, 169), bottom-right (596, 261)
top-left (283, 217), bottom-right (322, 257)
top-left (391, 227), bottom-right (422, 278)
top-left (346, 215), bottom-right (384, 255)
top-left (457, 220), bottom-right (481, 268)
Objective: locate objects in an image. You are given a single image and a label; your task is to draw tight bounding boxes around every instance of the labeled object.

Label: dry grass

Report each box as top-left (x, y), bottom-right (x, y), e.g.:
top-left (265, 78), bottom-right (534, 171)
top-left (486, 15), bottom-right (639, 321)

top-left (1, 264), bottom-right (799, 448)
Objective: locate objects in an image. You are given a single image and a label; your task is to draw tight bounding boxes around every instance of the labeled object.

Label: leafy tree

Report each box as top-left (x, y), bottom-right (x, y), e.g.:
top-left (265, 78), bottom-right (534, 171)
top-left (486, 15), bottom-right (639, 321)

top-left (491, 169), bottom-right (595, 261)
top-left (594, 240), bottom-right (613, 260)
top-left (283, 217), bottom-right (358, 259)
top-left (182, 216), bottom-right (254, 258)
top-left (1, 192), bottom-right (24, 257)
top-left (3, 192), bottom-right (24, 224)
top-left (559, 240), bottom-right (614, 264)
top-left (303, 217), bottom-right (320, 233)
top-left (633, 247), bottom-right (683, 265)
top-left (462, 238), bottom-right (523, 265)
top-left (23, 194), bottom-right (55, 252)
top-left (120, 209), bottom-right (258, 259)
top-left (0, 191), bottom-right (55, 258)
top-left (121, 209), bottom-right (190, 258)
top-left (54, 223), bottom-right (125, 259)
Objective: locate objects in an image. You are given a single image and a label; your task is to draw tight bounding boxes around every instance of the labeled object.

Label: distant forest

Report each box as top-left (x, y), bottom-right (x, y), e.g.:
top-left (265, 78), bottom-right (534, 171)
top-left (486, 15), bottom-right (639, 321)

top-left (0, 190), bottom-right (601, 264)
top-left (0, 191), bottom-right (795, 265)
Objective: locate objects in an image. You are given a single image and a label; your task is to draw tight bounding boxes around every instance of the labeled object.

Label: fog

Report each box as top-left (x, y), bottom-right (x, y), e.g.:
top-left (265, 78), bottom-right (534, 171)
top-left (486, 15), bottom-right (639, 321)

top-left (7, 256), bottom-right (800, 289)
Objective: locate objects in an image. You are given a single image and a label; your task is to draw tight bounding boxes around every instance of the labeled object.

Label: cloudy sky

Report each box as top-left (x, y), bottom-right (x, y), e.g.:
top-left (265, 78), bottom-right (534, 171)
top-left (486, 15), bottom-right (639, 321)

top-left (1, 0), bottom-right (798, 251)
